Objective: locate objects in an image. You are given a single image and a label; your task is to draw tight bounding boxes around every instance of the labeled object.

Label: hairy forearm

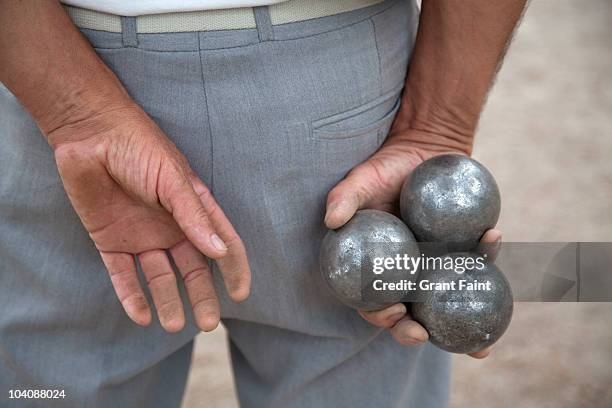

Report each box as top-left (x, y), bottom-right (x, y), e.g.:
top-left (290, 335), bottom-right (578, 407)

top-left (392, 0), bottom-right (527, 153)
top-left (0, 1), bottom-right (131, 143)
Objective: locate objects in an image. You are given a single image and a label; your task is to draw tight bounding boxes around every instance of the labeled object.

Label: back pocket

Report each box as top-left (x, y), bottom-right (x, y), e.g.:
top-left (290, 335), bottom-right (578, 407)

top-left (310, 87), bottom-right (402, 141)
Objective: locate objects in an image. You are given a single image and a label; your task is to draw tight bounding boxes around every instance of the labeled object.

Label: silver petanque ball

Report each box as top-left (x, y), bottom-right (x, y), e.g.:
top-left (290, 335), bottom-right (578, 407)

top-left (400, 154), bottom-right (500, 251)
top-left (320, 209), bottom-right (420, 311)
top-left (411, 252), bottom-right (513, 354)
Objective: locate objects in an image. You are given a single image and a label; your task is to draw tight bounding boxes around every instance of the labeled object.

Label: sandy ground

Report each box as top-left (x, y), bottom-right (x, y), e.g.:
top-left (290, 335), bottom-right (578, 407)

top-left (182, 1), bottom-right (612, 407)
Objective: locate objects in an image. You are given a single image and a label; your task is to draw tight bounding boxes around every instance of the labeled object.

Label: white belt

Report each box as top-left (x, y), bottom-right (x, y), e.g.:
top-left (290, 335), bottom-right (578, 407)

top-left (65, 0), bottom-right (385, 34)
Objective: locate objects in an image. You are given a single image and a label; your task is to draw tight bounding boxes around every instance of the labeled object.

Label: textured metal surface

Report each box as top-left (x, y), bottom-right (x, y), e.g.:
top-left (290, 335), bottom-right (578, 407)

top-left (320, 209), bottom-right (420, 311)
top-left (400, 154), bottom-right (501, 251)
top-left (411, 252), bottom-right (514, 354)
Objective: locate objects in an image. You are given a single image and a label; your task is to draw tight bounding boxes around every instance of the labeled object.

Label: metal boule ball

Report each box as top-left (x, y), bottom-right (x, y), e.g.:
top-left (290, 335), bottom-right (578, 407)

top-left (400, 154), bottom-right (501, 251)
top-left (411, 252), bottom-right (513, 354)
top-left (320, 209), bottom-right (420, 311)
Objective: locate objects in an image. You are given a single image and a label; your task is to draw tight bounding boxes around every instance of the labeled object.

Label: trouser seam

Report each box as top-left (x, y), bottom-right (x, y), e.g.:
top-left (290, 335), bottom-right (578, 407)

top-left (369, 17), bottom-right (383, 97)
top-left (370, 16), bottom-right (385, 145)
top-left (197, 35), bottom-right (216, 194)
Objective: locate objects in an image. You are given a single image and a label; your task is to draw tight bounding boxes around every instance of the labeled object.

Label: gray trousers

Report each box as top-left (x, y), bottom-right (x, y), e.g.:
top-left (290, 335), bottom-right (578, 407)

top-left (0, 1), bottom-right (450, 406)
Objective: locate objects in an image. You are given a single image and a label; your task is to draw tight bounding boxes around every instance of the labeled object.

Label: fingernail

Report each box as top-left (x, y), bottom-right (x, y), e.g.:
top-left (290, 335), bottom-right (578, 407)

top-left (397, 322), bottom-right (428, 344)
top-left (389, 312), bottom-right (406, 322)
top-left (387, 303), bottom-right (407, 321)
top-left (211, 234), bottom-right (228, 251)
top-left (403, 337), bottom-right (425, 345)
top-left (401, 331), bottom-right (427, 344)
top-left (493, 236), bottom-right (502, 252)
top-left (324, 203), bottom-right (338, 224)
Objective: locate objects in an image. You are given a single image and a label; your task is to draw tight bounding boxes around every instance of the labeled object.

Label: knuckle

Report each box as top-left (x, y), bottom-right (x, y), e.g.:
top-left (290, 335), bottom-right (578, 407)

top-left (195, 184), bottom-right (212, 201)
top-left (192, 297), bottom-right (219, 312)
top-left (192, 205), bottom-right (211, 223)
top-left (107, 265), bottom-right (134, 278)
top-left (182, 266), bottom-right (209, 284)
top-left (119, 292), bottom-right (148, 306)
top-left (146, 271), bottom-right (176, 287)
top-left (205, 202), bottom-right (221, 220)
top-left (365, 158), bottom-right (395, 192)
top-left (155, 298), bottom-right (184, 322)
top-left (223, 233), bottom-right (244, 250)
top-left (160, 162), bottom-right (188, 191)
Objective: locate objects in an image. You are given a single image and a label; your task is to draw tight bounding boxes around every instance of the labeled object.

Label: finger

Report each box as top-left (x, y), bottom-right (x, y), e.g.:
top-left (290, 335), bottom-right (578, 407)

top-left (190, 175), bottom-right (251, 303)
top-left (390, 316), bottom-right (429, 345)
top-left (324, 172), bottom-right (370, 229)
top-left (358, 303), bottom-right (407, 328)
top-left (477, 229), bottom-right (502, 262)
top-left (171, 240), bottom-right (220, 332)
top-left (159, 167), bottom-right (228, 260)
top-left (480, 228), bottom-right (501, 244)
top-left (100, 251), bottom-right (151, 327)
top-left (139, 249), bottom-right (185, 332)
top-left (468, 346), bottom-right (492, 359)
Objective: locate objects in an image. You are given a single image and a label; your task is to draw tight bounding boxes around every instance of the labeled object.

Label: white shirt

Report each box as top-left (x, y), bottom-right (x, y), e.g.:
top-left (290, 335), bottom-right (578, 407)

top-left (61, 0), bottom-right (290, 16)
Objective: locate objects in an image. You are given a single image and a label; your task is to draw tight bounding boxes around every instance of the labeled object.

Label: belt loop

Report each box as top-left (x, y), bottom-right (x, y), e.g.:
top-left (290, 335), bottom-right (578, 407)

top-left (253, 6), bottom-right (274, 42)
top-left (121, 16), bottom-right (138, 47)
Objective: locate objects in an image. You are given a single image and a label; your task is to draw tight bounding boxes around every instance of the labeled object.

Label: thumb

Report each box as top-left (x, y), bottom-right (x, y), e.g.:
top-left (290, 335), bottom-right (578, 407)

top-left (158, 164), bottom-right (228, 259)
top-left (324, 165), bottom-right (377, 229)
top-left (324, 147), bottom-right (425, 229)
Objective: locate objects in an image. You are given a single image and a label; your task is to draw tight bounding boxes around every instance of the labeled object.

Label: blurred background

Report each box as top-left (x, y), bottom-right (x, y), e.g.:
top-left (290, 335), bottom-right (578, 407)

top-left (182, 1), bottom-right (612, 406)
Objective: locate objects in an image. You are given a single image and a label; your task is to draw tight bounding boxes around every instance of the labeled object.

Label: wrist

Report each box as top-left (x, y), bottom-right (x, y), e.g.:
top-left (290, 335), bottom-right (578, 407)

top-left (38, 73), bottom-right (134, 138)
top-left (45, 95), bottom-right (143, 151)
top-left (386, 111), bottom-right (475, 156)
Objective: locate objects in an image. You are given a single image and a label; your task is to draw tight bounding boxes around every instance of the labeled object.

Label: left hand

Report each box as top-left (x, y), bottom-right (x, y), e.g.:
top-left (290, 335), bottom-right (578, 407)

top-left (324, 128), bottom-right (501, 359)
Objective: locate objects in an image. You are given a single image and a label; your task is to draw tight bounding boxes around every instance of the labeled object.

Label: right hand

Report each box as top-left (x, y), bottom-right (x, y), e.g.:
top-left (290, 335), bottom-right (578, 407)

top-left (49, 104), bottom-right (251, 332)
